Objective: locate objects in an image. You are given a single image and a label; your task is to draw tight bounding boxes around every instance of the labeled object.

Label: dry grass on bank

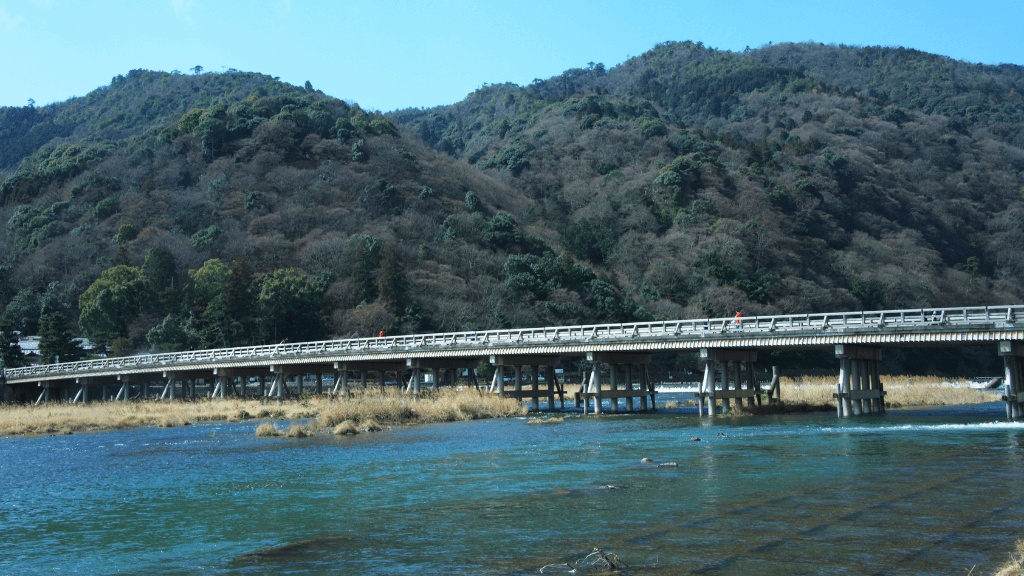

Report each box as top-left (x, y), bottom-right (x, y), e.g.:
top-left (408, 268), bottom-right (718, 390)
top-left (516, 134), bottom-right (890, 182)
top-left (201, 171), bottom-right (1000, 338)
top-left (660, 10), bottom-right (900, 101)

top-left (993, 539), bottom-right (1024, 576)
top-left (0, 388), bottom-right (526, 437)
top-left (777, 375), bottom-right (1001, 410)
top-left (0, 397), bottom-right (288, 436)
top-left (0, 376), bottom-right (1003, 436)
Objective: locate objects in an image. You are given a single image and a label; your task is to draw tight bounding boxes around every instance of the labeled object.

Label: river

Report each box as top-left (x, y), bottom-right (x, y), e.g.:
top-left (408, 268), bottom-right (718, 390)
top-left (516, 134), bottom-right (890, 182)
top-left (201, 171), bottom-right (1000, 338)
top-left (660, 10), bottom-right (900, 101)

top-left (2, 396), bottom-right (1023, 575)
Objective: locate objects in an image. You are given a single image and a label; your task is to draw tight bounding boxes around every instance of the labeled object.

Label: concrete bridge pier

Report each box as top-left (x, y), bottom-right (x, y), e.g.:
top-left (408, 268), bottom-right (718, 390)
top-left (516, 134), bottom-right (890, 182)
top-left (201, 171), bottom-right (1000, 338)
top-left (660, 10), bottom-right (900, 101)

top-left (698, 349), bottom-right (759, 416)
top-left (999, 341), bottom-right (1024, 418)
top-left (835, 345), bottom-right (884, 417)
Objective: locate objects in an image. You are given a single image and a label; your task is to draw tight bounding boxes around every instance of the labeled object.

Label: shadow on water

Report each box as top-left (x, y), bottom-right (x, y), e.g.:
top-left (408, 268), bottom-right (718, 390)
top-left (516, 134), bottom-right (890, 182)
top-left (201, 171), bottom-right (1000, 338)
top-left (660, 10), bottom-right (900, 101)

top-left (233, 535), bottom-right (358, 565)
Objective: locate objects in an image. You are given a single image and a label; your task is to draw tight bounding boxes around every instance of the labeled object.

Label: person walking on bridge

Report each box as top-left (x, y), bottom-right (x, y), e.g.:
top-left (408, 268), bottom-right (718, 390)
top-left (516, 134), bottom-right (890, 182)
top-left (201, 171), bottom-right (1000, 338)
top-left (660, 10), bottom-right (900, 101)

top-left (734, 310), bottom-right (742, 329)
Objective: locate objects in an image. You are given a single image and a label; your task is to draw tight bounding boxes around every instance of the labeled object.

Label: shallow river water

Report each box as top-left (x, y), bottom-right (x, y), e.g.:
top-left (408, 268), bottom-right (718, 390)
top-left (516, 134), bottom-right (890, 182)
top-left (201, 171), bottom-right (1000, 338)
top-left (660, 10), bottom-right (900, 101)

top-left (2, 398), bottom-right (1023, 575)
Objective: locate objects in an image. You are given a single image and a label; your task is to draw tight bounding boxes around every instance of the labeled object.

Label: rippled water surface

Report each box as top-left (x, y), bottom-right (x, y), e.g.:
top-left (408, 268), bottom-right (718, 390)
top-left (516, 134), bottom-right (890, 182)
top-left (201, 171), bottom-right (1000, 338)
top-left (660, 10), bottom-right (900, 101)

top-left (2, 400), bottom-right (1023, 575)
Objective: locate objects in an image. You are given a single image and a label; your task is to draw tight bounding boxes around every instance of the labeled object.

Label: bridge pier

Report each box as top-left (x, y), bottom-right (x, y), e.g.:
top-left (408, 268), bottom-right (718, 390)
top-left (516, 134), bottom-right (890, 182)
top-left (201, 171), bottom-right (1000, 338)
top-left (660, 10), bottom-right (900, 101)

top-left (583, 367), bottom-right (601, 414)
top-left (212, 368), bottom-right (230, 398)
top-left (581, 353), bottom-right (655, 415)
top-left (999, 342), bottom-right (1024, 418)
top-left (70, 377), bottom-right (90, 404)
top-left (114, 374), bottom-right (132, 401)
top-left (404, 361), bottom-right (423, 397)
top-left (267, 366), bottom-right (287, 402)
top-left (333, 362), bottom-right (350, 397)
top-left (34, 381), bottom-right (51, 405)
top-left (159, 372), bottom-right (176, 400)
top-left (489, 356), bottom-right (565, 411)
top-left (835, 345), bottom-right (884, 417)
top-left (698, 349), bottom-right (760, 416)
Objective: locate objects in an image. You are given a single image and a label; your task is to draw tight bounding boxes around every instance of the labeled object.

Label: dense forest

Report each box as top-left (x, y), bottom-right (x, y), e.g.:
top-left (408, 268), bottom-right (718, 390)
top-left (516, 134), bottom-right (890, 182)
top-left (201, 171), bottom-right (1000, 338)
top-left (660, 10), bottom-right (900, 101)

top-left (1, 42), bottom-right (1022, 373)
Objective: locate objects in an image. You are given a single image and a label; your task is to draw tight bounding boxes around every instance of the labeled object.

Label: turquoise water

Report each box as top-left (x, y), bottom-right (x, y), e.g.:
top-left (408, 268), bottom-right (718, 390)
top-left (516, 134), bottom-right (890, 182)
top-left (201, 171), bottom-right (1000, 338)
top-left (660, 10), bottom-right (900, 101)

top-left (2, 400), bottom-right (1023, 575)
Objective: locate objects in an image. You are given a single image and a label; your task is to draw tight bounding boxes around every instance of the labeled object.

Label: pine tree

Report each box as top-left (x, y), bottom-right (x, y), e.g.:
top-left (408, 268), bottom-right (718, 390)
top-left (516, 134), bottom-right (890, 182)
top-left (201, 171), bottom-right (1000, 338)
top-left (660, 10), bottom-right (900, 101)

top-left (38, 312), bottom-right (83, 364)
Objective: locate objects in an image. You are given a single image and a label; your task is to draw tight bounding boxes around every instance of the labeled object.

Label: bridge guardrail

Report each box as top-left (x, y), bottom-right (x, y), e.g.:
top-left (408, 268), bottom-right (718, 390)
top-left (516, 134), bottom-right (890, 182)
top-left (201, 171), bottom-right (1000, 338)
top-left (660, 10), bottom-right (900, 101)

top-left (4, 305), bottom-right (1021, 381)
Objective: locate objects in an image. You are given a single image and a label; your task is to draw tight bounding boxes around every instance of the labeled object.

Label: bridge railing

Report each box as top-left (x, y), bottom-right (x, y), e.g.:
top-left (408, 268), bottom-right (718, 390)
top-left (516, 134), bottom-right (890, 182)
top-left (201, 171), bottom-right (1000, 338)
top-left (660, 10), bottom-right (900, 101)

top-left (4, 305), bottom-right (1021, 381)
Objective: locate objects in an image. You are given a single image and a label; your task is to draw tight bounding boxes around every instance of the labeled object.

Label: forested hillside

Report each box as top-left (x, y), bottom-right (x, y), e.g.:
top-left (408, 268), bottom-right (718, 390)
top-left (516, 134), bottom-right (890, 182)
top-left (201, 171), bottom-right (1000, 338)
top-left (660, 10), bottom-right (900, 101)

top-left (395, 41), bottom-right (1024, 320)
top-left (1, 42), bottom-right (1022, 371)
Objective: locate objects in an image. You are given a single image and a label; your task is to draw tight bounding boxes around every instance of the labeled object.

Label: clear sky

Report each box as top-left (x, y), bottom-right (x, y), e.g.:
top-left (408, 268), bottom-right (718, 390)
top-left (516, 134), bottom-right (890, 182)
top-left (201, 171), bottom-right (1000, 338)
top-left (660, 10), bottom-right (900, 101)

top-left (1, 0), bottom-right (1022, 112)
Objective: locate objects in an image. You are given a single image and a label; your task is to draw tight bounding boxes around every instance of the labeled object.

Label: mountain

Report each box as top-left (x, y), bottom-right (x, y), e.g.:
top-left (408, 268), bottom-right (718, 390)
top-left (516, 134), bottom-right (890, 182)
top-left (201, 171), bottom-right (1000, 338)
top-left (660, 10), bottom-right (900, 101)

top-left (394, 41), bottom-right (1024, 317)
top-left (1, 42), bottom-right (1022, 374)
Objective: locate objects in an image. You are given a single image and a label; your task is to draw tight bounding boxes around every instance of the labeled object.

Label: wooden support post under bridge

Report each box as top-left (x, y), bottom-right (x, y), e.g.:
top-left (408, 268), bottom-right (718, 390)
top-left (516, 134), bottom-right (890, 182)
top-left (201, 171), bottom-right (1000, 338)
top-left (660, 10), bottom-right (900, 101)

top-left (114, 374), bottom-right (131, 401)
top-left (490, 355), bottom-right (566, 412)
top-left (333, 362), bottom-right (350, 397)
top-left (405, 359), bottom-right (423, 397)
top-left (71, 377), bottom-right (90, 404)
top-left (34, 381), bottom-right (51, 405)
top-left (267, 366), bottom-right (287, 402)
top-left (835, 344), bottom-right (885, 417)
top-left (999, 341), bottom-right (1024, 419)
top-left (697, 349), bottom-right (762, 416)
top-left (580, 352), bottom-right (655, 415)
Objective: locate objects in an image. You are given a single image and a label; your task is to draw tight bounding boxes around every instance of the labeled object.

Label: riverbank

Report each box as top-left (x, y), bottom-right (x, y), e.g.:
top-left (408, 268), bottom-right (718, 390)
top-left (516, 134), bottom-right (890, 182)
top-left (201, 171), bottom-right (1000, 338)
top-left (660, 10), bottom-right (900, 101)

top-left (778, 375), bottom-right (1002, 408)
top-left (0, 388), bottom-right (526, 437)
top-left (0, 376), bottom-right (1004, 437)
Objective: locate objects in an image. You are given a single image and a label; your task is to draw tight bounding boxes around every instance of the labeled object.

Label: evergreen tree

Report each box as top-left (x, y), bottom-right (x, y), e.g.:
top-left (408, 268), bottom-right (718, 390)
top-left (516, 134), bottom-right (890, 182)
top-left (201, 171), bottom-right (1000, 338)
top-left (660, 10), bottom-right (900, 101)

top-left (182, 259), bottom-right (231, 348)
top-left (224, 259), bottom-right (257, 345)
top-left (0, 319), bottom-right (26, 369)
top-left (142, 247), bottom-right (179, 315)
top-left (377, 243), bottom-right (407, 314)
top-left (351, 241), bottom-right (378, 304)
top-left (38, 312), bottom-right (83, 364)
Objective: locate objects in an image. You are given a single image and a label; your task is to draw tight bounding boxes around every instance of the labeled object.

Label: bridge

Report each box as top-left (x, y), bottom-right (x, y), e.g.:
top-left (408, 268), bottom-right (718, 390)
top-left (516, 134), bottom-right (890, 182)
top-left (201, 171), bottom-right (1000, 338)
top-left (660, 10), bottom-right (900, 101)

top-left (3, 305), bottom-right (1023, 418)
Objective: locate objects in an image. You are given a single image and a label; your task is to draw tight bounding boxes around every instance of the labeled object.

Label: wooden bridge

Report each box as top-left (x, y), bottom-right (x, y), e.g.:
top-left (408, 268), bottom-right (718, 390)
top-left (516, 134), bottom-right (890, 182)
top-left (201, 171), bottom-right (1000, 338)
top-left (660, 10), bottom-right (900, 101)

top-left (3, 305), bottom-right (1023, 418)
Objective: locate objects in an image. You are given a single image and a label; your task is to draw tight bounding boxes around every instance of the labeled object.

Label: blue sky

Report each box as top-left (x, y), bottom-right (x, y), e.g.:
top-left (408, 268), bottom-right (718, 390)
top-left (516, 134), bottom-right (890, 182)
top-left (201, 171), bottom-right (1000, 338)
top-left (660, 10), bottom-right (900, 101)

top-left (1, 0), bottom-right (1022, 112)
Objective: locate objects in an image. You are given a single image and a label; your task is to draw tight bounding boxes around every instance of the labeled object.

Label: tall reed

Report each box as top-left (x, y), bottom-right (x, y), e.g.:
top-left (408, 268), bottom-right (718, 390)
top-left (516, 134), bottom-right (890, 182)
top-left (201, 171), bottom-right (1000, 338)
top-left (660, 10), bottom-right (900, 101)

top-left (0, 388), bottom-right (526, 437)
top-left (779, 375), bottom-right (1001, 408)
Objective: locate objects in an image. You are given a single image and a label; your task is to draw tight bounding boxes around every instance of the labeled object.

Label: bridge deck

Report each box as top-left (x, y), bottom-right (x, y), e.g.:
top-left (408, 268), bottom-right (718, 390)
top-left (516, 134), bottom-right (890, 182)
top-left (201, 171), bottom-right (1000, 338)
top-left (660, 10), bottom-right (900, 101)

top-left (4, 305), bottom-right (1022, 384)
